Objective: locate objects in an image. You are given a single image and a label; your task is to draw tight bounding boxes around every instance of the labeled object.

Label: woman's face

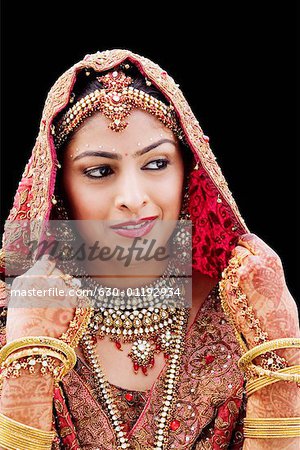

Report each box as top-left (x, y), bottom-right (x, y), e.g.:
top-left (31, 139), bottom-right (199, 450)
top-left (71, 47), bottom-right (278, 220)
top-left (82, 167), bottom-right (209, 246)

top-left (61, 109), bottom-right (185, 264)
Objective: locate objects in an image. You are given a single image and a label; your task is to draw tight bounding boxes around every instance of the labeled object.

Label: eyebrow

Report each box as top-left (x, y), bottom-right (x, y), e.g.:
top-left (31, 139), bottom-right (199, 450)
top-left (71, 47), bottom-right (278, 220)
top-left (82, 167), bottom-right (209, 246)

top-left (72, 139), bottom-right (176, 161)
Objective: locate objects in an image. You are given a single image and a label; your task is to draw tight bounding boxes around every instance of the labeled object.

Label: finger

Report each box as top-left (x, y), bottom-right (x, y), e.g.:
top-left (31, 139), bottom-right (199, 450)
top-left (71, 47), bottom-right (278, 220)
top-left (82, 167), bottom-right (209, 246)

top-left (24, 254), bottom-right (56, 278)
top-left (231, 245), bottom-right (252, 264)
top-left (237, 233), bottom-right (277, 258)
top-left (50, 269), bottom-right (88, 309)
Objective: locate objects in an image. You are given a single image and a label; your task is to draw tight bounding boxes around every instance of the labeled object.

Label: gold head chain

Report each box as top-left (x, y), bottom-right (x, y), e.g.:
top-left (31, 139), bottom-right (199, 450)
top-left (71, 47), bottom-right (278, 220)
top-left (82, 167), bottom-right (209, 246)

top-left (54, 69), bottom-right (184, 148)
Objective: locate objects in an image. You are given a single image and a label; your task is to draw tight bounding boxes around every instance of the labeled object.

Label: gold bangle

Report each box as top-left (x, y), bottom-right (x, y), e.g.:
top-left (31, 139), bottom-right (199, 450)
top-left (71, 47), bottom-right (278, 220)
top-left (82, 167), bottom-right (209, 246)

top-left (1, 348), bottom-right (68, 381)
top-left (0, 434), bottom-right (53, 450)
top-left (248, 364), bottom-right (300, 383)
top-left (238, 338), bottom-right (300, 369)
top-left (244, 417), bottom-right (300, 438)
top-left (246, 365), bottom-right (300, 396)
top-left (0, 336), bottom-right (76, 373)
top-left (3, 347), bottom-right (68, 367)
top-left (0, 411), bottom-right (55, 449)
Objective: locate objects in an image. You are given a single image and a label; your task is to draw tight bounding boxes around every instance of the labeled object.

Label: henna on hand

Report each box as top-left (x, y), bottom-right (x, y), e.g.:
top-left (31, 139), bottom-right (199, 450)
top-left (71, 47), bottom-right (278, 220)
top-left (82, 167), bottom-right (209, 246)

top-left (224, 233), bottom-right (299, 347)
top-left (0, 255), bottom-right (81, 433)
top-left (0, 368), bottom-right (54, 431)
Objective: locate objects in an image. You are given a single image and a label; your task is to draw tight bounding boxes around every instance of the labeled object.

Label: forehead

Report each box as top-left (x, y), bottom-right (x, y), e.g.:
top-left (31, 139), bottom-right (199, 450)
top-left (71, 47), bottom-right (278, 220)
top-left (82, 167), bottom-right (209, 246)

top-left (67, 109), bottom-right (176, 150)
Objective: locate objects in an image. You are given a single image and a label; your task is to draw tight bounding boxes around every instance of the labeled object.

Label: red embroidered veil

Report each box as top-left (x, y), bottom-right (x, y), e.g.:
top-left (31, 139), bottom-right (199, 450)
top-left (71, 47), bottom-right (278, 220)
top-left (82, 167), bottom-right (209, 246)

top-left (0, 50), bottom-right (250, 449)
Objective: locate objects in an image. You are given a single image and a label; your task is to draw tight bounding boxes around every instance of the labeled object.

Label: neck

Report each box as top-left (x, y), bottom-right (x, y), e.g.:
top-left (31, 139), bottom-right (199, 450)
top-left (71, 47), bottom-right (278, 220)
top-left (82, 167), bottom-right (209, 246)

top-left (84, 257), bottom-right (171, 289)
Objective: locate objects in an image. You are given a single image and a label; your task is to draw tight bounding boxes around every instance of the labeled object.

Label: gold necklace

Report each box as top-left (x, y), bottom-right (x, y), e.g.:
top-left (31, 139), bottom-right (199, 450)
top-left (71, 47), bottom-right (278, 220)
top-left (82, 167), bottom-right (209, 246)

top-left (82, 258), bottom-right (189, 375)
top-left (79, 307), bottom-right (189, 449)
top-left (88, 305), bottom-right (185, 375)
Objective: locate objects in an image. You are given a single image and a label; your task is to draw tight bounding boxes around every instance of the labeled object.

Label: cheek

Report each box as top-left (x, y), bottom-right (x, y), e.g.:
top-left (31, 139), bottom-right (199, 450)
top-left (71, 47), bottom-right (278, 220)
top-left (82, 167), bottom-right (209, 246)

top-left (62, 171), bottom-right (109, 220)
top-left (157, 169), bottom-right (184, 217)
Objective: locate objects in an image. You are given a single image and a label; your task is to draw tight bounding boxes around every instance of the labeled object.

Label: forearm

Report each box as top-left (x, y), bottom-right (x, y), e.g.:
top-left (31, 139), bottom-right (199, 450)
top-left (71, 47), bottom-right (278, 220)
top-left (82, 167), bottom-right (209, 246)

top-left (243, 349), bottom-right (300, 450)
top-left (0, 365), bottom-right (54, 431)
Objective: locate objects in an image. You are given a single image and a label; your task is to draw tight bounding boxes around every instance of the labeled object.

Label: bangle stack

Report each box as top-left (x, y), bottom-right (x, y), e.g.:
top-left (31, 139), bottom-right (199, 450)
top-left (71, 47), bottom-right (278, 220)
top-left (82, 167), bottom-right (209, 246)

top-left (0, 411), bottom-right (55, 449)
top-left (0, 277), bottom-right (90, 449)
top-left (0, 336), bottom-right (77, 449)
top-left (238, 338), bottom-right (300, 383)
top-left (239, 338), bottom-right (300, 439)
top-left (244, 417), bottom-right (300, 439)
top-left (246, 365), bottom-right (300, 397)
top-left (0, 336), bottom-right (77, 385)
top-left (220, 255), bottom-right (300, 440)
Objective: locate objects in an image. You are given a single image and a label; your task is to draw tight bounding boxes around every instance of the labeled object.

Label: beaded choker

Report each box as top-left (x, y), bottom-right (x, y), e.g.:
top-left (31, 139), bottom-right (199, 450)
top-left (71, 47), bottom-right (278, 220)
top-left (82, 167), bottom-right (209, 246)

top-left (54, 69), bottom-right (184, 148)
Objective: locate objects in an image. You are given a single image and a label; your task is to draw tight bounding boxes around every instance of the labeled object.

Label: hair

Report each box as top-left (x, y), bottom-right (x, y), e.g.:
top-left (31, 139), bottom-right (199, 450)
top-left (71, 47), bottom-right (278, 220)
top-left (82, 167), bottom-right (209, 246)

top-left (55, 61), bottom-right (195, 177)
top-left (72, 63), bottom-right (169, 104)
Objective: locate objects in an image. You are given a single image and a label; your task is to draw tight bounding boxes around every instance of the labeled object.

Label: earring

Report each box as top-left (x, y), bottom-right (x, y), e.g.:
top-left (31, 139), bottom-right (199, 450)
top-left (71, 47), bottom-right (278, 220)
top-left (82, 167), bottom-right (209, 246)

top-left (171, 180), bottom-right (192, 266)
top-left (54, 195), bottom-right (69, 220)
top-left (50, 195), bottom-right (75, 244)
top-left (178, 182), bottom-right (191, 221)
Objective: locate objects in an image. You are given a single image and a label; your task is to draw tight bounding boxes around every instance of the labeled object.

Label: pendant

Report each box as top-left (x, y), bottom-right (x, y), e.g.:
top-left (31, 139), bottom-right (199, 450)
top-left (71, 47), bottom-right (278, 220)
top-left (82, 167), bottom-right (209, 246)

top-left (128, 339), bottom-right (155, 375)
top-left (114, 329), bottom-right (175, 376)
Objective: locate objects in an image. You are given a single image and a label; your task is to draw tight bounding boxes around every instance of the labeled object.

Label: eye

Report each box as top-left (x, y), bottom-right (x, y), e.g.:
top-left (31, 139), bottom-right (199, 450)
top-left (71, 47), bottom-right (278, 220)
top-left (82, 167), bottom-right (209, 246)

top-left (142, 159), bottom-right (170, 170)
top-left (84, 166), bottom-right (113, 179)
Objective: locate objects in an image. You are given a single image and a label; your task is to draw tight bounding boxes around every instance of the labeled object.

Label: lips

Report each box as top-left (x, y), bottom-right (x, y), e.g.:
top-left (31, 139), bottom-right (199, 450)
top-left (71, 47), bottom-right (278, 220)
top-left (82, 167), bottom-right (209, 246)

top-left (110, 216), bottom-right (158, 230)
top-left (109, 216), bottom-right (158, 238)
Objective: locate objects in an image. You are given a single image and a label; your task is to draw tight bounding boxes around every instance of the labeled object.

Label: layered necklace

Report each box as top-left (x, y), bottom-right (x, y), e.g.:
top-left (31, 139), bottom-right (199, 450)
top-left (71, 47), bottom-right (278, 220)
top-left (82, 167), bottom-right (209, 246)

top-left (81, 258), bottom-right (189, 375)
top-left (80, 308), bottom-right (189, 450)
top-left (76, 258), bottom-right (190, 449)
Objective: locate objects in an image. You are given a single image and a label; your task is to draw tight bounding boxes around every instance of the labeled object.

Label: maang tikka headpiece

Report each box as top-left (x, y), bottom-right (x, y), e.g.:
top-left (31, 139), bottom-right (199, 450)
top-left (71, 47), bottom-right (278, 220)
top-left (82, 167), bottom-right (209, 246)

top-left (54, 68), bottom-right (184, 148)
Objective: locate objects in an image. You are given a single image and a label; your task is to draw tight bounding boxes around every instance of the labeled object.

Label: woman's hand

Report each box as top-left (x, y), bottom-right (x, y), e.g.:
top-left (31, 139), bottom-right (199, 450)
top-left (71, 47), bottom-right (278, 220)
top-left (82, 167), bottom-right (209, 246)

top-left (5, 255), bottom-right (79, 343)
top-left (0, 255), bottom-right (81, 432)
top-left (223, 233), bottom-right (300, 350)
top-left (223, 233), bottom-right (300, 450)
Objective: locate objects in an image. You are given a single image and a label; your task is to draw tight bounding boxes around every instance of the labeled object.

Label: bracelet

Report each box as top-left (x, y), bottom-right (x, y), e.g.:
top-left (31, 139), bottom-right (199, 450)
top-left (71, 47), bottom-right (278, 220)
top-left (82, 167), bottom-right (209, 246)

top-left (238, 338), bottom-right (300, 382)
top-left (0, 336), bottom-right (76, 377)
top-left (0, 348), bottom-right (68, 381)
top-left (0, 411), bottom-right (55, 449)
top-left (248, 364), bottom-right (300, 383)
top-left (246, 365), bottom-right (300, 396)
top-left (244, 417), bottom-right (300, 438)
top-left (239, 338), bottom-right (300, 368)
top-left (2, 347), bottom-right (68, 369)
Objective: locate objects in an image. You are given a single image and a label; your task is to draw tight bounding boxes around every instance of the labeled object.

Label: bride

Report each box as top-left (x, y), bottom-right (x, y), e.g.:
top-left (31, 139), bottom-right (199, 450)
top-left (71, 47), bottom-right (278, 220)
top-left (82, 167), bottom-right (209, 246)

top-left (0, 49), bottom-right (299, 450)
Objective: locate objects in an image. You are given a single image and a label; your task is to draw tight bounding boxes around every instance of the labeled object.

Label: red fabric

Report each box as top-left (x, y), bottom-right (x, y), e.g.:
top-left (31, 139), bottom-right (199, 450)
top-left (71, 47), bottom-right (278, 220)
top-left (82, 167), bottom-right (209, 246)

top-left (190, 165), bottom-right (243, 278)
top-left (52, 385), bottom-right (81, 449)
top-left (211, 382), bottom-right (246, 449)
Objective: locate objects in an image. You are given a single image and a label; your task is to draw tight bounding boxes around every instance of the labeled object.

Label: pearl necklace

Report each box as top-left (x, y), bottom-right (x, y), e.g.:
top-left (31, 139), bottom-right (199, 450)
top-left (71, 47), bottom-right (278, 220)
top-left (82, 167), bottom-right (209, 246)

top-left (80, 307), bottom-right (189, 449)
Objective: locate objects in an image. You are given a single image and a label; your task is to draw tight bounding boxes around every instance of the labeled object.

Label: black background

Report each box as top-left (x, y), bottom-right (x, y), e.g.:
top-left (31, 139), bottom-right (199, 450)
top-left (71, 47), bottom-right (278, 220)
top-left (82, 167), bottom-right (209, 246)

top-left (1, 3), bottom-right (298, 301)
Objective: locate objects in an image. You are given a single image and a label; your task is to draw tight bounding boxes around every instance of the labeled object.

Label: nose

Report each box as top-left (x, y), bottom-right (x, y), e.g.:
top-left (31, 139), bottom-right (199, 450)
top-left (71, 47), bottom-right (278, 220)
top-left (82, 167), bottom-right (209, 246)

top-left (114, 173), bottom-right (149, 214)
